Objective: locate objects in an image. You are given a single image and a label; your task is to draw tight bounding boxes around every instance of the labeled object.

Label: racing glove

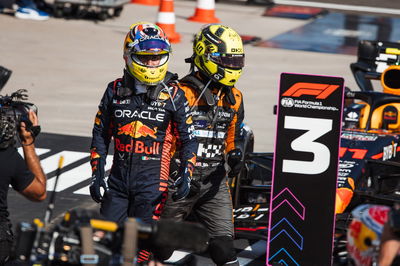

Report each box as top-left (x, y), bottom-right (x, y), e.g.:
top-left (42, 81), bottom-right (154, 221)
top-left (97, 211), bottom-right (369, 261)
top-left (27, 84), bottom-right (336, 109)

top-left (227, 149), bottom-right (243, 178)
top-left (89, 150), bottom-right (108, 203)
top-left (171, 161), bottom-right (195, 201)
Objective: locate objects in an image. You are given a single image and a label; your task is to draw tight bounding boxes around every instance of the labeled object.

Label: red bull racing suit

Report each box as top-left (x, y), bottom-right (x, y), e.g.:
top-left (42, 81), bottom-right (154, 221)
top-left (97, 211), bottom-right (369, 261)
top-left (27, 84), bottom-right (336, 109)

top-left (90, 73), bottom-right (197, 225)
top-left (161, 72), bottom-right (244, 265)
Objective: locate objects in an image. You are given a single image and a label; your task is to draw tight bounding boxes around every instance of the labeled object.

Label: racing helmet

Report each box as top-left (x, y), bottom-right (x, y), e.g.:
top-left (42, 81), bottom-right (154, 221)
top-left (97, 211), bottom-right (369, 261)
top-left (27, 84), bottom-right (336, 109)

top-left (123, 22), bottom-right (171, 85)
top-left (381, 65), bottom-right (400, 95)
top-left (347, 204), bottom-right (390, 266)
top-left (193, 24), bottom-right (245, 87)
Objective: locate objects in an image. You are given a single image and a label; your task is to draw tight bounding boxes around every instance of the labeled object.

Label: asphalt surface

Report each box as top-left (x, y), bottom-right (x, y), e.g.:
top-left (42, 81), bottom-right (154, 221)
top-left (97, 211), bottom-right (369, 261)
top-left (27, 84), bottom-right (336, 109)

top-left (0, 0), bottom-right (363, 152)
top-left (288, 0), bottom-right (397, 9)
top-left (2, 0), bottom-right (400, 265)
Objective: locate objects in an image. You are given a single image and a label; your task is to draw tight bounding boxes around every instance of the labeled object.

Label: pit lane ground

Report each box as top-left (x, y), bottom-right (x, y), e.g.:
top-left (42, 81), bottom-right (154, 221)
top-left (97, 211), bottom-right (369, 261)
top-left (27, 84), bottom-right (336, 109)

top-left (8, 133), bottom-right (267, 265)
top-left (2, 0), bottom-right (399, 264)
top-left (0, 0), bottom-right (364, 152)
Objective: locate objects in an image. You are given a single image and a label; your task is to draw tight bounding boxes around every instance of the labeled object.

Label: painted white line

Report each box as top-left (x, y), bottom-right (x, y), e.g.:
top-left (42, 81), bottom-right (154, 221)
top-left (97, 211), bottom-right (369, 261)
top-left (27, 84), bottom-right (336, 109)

top-left (164, 242), bottom-right (265, 265)
top-left (73, 185), bottom-right (90, 195)
top-left (273, 0), bottom-right (400, 15)
top-left (40, 151), bottom-right (88, 175)
top-left (18, 147), bottom-right (50, 157)
top-left (164, 250), bottom-right (191, 263)
top-left (47, 154), bottom-right (113, 192)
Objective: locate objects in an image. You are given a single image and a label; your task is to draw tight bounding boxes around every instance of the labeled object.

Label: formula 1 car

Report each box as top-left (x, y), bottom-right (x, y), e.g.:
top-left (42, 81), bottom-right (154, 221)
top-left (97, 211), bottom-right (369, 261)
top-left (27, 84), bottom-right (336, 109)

top-left (230, 125), bottom-right (271, 241)
top-left (338, 40), bottom-right (400, 265)
top-left (335, 88), bottom-right (400, 265)
top-left (334, 40), bottom-right (400, 215)
top-left (230, 40), bottom-right (400, 264)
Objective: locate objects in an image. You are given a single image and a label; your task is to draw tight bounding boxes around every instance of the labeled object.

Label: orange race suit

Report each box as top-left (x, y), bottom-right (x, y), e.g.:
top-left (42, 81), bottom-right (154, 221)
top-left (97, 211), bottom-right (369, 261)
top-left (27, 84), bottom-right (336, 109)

top-left (161, 72), bottom-right (244, 265)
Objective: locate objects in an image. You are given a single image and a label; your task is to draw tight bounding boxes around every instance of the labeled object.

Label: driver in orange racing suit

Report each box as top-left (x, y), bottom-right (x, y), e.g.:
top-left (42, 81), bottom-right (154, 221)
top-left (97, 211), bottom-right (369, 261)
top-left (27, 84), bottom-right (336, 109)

top-left (160, 24), bottom-right (245, 266)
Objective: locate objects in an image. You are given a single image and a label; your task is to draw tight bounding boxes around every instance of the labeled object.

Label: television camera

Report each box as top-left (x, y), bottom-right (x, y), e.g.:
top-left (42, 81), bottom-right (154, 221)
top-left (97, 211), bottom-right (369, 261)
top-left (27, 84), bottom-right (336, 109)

top-left (0, 66), bottom-right (40, 148)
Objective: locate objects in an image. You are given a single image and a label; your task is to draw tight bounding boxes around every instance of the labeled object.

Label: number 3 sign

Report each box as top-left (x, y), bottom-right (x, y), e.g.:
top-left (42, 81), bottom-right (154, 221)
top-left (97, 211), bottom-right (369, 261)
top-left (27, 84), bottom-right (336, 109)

top-left (267, 73), bottom-right (344, 266)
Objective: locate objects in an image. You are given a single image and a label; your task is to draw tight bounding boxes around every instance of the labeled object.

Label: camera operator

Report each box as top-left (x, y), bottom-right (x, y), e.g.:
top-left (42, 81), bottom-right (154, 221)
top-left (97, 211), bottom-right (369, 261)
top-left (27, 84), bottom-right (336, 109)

top-left (378, 203), bottom-right (400, 266)
top-left (0, 110), bottom-right (46, 264)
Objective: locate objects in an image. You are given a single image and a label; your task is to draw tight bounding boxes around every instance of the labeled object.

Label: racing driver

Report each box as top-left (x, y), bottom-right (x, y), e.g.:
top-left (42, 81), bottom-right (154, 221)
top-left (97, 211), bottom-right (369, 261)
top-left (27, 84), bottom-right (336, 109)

top-left (161, 24), bottom-right (245, 266)
top-left (89, 22), bottom-right (197, 262)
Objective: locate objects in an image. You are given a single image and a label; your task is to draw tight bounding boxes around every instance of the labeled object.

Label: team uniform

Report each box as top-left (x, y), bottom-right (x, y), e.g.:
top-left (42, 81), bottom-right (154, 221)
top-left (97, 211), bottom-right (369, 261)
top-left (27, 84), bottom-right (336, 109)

top-left (90, 73), bottom-right (197, 223)
top-left (89, 22), bottom-right (197, 263)
top-left (162, 72), bottom-right (244, 237)
top-left (161, 24), bottom-right (246, 266)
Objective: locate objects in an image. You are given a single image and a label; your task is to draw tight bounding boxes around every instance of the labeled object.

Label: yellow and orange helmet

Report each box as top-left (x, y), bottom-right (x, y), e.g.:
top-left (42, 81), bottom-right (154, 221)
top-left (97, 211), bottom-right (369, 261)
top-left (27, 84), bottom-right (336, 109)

top-left (123, 22), bottom-right (171, 85)
top-left (193, 24), bottom-right (245, 87)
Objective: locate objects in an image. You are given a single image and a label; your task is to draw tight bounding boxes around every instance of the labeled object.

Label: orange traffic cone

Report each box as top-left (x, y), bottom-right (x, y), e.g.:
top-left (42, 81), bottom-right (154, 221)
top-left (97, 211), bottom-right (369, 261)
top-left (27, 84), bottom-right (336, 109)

top-left (156, 0), bottom-right (181, 43)
top-left (131, 0), bottom-right (160, 6)
top-left (188, 0), bottom-right (220, 23)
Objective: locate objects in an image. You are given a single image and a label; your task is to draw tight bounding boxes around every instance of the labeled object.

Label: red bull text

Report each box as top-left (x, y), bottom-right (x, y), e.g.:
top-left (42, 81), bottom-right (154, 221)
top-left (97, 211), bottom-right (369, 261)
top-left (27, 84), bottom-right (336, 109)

top-left (115, 139), bottom-right (160, 155)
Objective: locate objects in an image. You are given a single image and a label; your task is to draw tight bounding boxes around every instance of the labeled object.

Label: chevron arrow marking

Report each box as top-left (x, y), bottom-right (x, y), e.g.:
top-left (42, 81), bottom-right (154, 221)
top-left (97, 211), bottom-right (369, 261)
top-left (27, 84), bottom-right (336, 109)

top-left (271, 187), bottom-right (305, 220)
top-left (268, 248), bottom-right (299, 266)
top-left (269, 218), bottom-right (304, 250)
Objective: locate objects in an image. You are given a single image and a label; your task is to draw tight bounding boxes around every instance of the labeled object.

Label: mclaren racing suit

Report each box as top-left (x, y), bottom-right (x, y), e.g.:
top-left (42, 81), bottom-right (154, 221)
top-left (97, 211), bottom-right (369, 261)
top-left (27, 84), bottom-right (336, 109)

top-left (90, 72), bottom-right (197, 224)
top-left (161, 72), bottom-right (244, 265)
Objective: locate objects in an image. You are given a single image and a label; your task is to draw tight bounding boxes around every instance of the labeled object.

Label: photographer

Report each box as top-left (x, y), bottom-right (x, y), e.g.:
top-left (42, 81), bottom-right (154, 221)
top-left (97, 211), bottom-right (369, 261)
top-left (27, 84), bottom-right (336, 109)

top-left (0, 110), bottom-right (46, 264)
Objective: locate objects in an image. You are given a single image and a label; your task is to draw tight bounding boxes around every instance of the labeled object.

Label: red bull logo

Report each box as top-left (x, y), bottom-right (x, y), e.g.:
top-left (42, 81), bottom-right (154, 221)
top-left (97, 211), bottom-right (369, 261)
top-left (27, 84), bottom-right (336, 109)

top-left (117, 121), bottom-right (157, 139)
top-left (115, 138), bottom-right (160, 155)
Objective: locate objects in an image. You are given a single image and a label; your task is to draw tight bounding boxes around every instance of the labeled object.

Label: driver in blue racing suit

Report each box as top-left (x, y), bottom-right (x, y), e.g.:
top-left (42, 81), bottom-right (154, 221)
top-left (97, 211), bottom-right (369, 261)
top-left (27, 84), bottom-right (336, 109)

top-left (89, 22), bottom-right (197, 263)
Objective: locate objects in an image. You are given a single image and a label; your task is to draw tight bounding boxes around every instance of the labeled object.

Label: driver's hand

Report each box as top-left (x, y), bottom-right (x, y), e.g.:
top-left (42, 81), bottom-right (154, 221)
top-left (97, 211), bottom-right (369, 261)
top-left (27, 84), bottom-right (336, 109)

top-left (19, 111), bottom-right (38, 144)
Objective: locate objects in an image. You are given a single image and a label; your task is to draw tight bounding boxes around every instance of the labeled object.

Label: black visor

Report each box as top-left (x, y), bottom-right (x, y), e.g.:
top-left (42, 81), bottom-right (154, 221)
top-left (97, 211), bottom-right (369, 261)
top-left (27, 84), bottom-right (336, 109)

top-left (209, 53), bottom-right (245, 69)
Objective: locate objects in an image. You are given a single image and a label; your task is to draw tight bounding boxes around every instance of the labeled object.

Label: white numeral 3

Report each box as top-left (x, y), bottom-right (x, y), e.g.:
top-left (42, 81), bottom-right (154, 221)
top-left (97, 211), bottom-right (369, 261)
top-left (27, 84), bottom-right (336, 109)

top-left (282, 116), bottom-right (332, 175)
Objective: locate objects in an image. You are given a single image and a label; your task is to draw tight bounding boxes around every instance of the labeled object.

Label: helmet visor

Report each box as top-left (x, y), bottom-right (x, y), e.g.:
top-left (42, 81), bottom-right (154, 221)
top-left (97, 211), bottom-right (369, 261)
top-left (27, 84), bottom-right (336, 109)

top-left (131, 53), bottom-right (169, 67)
top-left (130, 39), bottom-right (171, 54)
top-left (209, 53), bottom-right (245, 69)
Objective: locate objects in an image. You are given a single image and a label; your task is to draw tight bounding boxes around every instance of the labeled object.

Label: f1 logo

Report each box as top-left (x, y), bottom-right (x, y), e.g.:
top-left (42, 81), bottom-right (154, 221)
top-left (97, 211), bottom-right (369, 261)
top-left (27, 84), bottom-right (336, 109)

top-left (282, 82), bottom-right (339, 99)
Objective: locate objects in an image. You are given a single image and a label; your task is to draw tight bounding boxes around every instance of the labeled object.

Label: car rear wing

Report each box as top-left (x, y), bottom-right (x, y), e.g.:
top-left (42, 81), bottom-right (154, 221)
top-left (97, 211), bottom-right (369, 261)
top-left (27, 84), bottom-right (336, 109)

top-left (350, 40), bottom-right (400, 91)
